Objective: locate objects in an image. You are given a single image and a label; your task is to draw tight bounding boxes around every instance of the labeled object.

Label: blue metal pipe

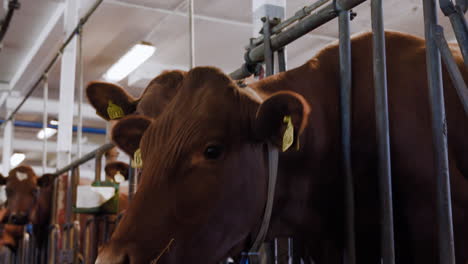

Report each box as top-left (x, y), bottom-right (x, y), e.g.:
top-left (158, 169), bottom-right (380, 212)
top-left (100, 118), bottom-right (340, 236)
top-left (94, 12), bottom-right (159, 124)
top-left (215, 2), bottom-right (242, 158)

top-left (0, 120), bottom-right (106, 135)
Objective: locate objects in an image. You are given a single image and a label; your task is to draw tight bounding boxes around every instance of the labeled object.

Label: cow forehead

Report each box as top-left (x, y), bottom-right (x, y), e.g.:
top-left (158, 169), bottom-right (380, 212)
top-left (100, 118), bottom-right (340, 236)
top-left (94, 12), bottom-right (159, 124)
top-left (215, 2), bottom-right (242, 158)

top-left (7, 167), bottom-right (37, 187)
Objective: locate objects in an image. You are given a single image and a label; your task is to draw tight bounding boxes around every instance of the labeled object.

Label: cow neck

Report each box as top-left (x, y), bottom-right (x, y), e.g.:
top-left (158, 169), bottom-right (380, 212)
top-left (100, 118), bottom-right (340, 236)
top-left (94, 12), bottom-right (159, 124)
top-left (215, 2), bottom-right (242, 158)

top-left (242, 85), bottom-right (280, 258)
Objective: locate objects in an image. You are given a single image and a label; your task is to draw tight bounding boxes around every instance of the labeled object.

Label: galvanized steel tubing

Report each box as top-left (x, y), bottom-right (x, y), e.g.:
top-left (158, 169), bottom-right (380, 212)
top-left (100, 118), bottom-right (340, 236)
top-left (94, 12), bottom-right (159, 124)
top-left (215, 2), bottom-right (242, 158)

top-left (439, 0), bottom-right (468, 68)
top-left (42, 76), bottom-right (48, 174)
top-left (338, 8), bottom-right (356, 264)
top-left (77, 26), bottom-right (84, 158)
top-left (230, 0), bottom-right (367, 80)
top-left (422, 0), bottom-right (456, 263)
top-left (370, 0), bottom-right (396, 263)
top-left (433, 25), bottom-right (468, 116)
top-left (0, 0), bottom-right (105, 129)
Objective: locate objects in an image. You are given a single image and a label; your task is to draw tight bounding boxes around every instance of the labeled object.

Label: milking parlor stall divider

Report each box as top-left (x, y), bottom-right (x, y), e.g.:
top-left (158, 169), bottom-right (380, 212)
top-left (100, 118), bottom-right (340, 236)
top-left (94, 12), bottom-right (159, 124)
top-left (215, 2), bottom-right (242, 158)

top-left (0, 0), bottom-right (468, 263)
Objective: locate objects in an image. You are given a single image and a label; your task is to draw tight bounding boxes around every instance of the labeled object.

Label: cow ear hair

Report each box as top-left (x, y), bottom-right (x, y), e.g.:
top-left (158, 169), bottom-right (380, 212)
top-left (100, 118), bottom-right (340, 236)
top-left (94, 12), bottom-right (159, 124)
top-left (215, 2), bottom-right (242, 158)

top-left (112, 115), bottom-right (152, 156)
top-left (137, 70), bottom-right (186, 117)
top-left (105, 161), bottom-right (130, 183)
top-left (86, 82), bottom-right (138, 120)
top-left (254, 91), bottom-right (310, 152)
top-left (0, 173), bottom-right (6, 185)
top-left (37, 174), bottom-right (55, 187)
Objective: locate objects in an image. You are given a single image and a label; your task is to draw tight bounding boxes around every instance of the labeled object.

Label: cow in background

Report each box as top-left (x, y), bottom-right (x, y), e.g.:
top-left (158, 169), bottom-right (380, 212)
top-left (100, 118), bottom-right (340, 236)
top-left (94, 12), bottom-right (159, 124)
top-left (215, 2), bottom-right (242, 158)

top-left (0, 166), bottom-right (54, 251)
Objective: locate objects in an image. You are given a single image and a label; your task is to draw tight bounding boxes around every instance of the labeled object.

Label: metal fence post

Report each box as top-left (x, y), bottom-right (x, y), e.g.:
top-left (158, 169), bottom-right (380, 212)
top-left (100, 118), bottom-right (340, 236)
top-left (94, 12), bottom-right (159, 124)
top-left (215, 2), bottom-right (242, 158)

top-left (422, 0), bottom-right (456, 263)
top-left (439, 0), bottom-right (468, 67)
top-left (370, 0), bottom-right (396, 263)
top-left (338, 7), bottom-right (356, 264)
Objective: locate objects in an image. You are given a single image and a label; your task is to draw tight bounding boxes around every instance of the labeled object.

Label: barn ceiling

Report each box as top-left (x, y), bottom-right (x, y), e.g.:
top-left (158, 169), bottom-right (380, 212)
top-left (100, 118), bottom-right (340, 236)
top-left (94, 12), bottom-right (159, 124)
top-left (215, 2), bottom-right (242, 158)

top-left (0, 0), bottom-right (465, 176)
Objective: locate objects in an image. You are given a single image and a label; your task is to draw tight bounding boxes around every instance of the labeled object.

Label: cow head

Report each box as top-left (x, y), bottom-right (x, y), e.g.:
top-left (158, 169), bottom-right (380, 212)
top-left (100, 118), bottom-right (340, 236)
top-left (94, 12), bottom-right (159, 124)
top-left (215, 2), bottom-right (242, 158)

top-left (95, 67), bottom-right (310, 263)
top-left (105, 161), bottom-right (130, 183)
top-left (86, 70), bottom-right (186, 120)
top-left (0, 166), bottom-right (54, 226)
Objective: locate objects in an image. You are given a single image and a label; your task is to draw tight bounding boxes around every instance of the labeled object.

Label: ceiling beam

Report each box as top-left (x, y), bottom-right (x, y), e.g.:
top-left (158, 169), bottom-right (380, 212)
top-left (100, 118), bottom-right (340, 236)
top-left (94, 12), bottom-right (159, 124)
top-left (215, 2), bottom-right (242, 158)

top-left (105, 0), bottom-right (252, 28)
top-left (7, 3), bottom-right (65, 92)
top-left (5, 96), bottom-right (103, 121)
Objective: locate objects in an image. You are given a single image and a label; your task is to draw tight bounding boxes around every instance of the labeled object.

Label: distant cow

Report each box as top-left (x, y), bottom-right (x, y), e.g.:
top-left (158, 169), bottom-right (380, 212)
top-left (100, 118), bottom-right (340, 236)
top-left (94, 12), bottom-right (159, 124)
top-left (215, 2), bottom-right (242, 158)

top-left (88, 31), bottom-right (468, 264)
top-left (0, 161), bottom-right (130, 258)
top-left (0, 166), bottom-right (54, 250)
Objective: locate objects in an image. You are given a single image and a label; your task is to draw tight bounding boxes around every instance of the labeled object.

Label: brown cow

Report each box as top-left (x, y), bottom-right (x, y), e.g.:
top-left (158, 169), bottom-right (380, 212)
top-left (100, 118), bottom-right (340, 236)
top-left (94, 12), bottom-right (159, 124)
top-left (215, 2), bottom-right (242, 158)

top-left (0, 166), bottom-right (54, 250)
top-left (89, 31), bottom-right (468, 264)
top-left (0, 163), bottom-right (130, 256)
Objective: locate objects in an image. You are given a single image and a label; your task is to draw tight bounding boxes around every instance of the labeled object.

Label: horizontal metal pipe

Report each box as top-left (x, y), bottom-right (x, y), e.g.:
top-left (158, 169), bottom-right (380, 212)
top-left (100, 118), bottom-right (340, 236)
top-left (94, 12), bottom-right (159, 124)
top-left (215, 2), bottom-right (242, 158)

top-left (0, 119), bottom-right (106, 134)
top-left (53, 143), bottom-right (114, 177)
top-left (230, 0), bottom-right (367, 79)
top-left (0, 0), bottom-right (104, 129)
top-left (434, 25), bottom-right (468, 116)
top-left (248, 0), bottom-right (331, 48)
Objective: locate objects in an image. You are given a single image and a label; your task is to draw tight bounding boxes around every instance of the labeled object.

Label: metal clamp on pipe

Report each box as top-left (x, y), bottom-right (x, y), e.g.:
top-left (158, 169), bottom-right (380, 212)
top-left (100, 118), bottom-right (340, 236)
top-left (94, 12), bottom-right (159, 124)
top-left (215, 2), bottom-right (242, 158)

top-left (438, 0), bottom-right (468, 67)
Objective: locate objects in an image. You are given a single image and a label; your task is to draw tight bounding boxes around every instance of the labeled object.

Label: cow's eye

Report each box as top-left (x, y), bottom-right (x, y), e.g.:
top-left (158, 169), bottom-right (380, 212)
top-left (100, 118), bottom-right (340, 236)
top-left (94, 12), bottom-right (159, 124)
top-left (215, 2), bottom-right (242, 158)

top-left (204, 145), bottom-right (224, 160)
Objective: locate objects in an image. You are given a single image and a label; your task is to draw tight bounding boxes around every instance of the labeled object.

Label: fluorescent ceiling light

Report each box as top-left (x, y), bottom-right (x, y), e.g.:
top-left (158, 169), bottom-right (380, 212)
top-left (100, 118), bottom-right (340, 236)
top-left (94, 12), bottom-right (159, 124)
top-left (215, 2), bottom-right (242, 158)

top-left (37, 128), bottom-right (57, 140)
top-left (10, 153), bottom-right (25, 168)
top-left (50, 120), bottom-right (58, 125)
top-left (103, 42), bottom-right (156, 82)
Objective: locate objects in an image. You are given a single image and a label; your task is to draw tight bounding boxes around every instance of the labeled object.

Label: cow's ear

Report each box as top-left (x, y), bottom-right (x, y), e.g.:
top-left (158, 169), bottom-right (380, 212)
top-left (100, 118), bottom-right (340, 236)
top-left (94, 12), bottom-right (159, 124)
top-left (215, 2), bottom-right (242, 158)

top-left (112, 115), bottom-right (152, 156)
top-left (86, 82), bottom-right (138, 120)
top-left (0, 174), bottom-right (6, 185)
top-left (137, 70), bottom-right (186, 117)
top-left (105, 161), bottom-right (129, 183)
top-left (37, 174), bottom-right (55, 188)
top-left (254, 91), bottom-right (310, 152)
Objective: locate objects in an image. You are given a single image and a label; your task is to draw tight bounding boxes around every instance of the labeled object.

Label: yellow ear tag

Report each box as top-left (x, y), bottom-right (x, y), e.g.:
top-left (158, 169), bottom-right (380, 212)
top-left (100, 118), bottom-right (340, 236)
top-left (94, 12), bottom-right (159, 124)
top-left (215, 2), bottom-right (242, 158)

top-left (132, 148), bottom-right (143, 168)
top-left (107, 100), bottom-right (124, 120)
top-left (282, 115), bottom-right (294, 152)
top-left (114, 171), bottom-right (125, 183)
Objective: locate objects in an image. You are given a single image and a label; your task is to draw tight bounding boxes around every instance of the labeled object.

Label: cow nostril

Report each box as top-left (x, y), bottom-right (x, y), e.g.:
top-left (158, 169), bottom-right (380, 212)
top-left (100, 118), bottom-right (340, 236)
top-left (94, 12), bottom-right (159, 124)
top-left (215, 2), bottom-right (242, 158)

top-left (9, 214), bottom-right (28, 225)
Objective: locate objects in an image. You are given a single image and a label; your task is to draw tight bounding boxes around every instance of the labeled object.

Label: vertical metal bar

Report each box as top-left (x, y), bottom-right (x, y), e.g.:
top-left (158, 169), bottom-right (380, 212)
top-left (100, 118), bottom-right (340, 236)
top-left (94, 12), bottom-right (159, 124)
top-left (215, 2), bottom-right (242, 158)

top-left (434, 25), bottom-right (468, 116)
top-left (84, 217), bottom-right (94, 264)
top-left (263, 16), bottom-right (274, 76)
top-left (188, 0), bottom-right (195, 69)
top-left (277, 47), bottom-right (286, 72)
top-left (20, 232), bottom-right (30, 264)
top-left (65, 169), bottom-right (74, 225)
top-left (338, 9), bottom-right (356, 264)
top-left (47, 224), bottom-right (60, 264)
top-left (42, 75), bottom-right (49, 174)
top-left (72, 220), bottom-right (80, 263)
top-left (95, 150), bottom-right (103, 184)
top-left (2, 110), bottom-right (13, 175)
top-left (128, 163), bottom-right (135, 202)
top-left (422, 0), bottom-right (456, 263)
top-left (77, 25), bottom-right (84, 158)
top-left (371, 0), bottom-right (396, 263)
top-left (273, 239), bottom-right (278, 264)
